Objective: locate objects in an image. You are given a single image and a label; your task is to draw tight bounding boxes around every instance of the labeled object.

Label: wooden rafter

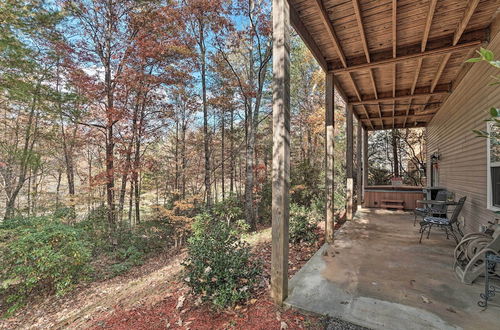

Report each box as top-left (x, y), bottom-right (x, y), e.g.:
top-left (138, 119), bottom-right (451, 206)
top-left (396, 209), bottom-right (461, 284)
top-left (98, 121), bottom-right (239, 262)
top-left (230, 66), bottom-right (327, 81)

top-left (369, 69), bottom-right (383, 128)
top-left (330, 40), bottom-right (481, 74)
top-left (420, 0), bottom-right (478, 114)
top-left (404, 57), bottom-right (424, 125)
top-left (431, 53), bottom-right (452, 93)
top-left (313, 0), bottom-right (347, 67)
top-left (289, 2), bottom-right (327, 72)
top-left (392, 63), bottom-right (396, 128)
top-left (352, 0), bottom-right (370, 63)
top-left (403, 99), bottom-right (413, 127)
top-left (377, 103), bottom-right (440, 113)
top-left (288, 1), bottom-right (350, 104)
top-left (352, 0), bottom-right (379, 128)
top-left (361, 112), bottom-right (437, 123)
top-left (348, 72), bottom-right (374, 129)
top-left (454, 0), bottom-right (481, 46)
top-left (367, 122), bottom-right (428, 131)
top-left (392, 0), bottom-right (397, 58)
top-left (422, 0), bottom-right (438, 51)
top-left (350, 91), bottom-right (449, 105)
top-left (411, 58), bottom-right (423, 95)
top-left (404, 0), bottom-right (438, 125)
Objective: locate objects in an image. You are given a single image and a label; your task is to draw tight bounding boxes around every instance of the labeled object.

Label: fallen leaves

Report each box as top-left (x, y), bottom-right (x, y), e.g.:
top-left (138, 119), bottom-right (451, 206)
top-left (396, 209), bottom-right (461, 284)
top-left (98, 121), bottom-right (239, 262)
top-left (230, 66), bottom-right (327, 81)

top-left (176, 295), bottom-right (185, 310)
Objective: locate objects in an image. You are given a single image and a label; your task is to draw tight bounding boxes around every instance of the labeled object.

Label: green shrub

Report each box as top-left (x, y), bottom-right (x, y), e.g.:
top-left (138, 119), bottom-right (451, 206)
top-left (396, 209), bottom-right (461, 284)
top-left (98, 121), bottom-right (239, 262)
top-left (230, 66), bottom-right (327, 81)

top-left (52, 206), bottom-right (76, 222)
top-left (76, 205), bottom-right (109, 253)
top-left (132, 220), bottom-right (173, 253)
top-left (290, 160), bottom-right (323, 208)
top-left (289, 204), bottom-right (318, 244)
top-left (0, 218), bottom-right (92, 315)
top-left (310, 197), bottom-right (325, 222)
top-left (212, 195), bottom-right (245, 226)
top-left (183, 213), bottom-right (261, 309)
top-left (109, 246), bottom-right (145, 276)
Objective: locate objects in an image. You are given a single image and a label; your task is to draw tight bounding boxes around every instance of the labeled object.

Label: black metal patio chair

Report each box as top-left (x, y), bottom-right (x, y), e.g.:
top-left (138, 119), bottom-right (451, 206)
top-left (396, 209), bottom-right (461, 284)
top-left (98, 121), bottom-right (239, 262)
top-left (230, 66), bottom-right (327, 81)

top-left (413, 190), bottom-right (450, 226)
top-left (419, 196), bottom-right (466, 244)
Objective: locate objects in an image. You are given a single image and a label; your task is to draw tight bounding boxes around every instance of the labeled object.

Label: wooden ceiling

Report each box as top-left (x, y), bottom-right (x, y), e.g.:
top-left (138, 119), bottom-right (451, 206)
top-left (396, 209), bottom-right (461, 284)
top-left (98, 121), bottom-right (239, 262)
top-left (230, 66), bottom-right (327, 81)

top-left (289, 0), bottom-right (500, 130)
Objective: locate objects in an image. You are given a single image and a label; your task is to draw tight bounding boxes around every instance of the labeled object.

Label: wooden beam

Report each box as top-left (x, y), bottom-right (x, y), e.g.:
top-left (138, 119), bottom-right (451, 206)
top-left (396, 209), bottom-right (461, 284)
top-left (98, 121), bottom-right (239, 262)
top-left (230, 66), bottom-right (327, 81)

top-left (325, 73), bottom-right (335, 243)
top-left (367, 122), bottom-right (427, 131)
top-left (346, 104), bottom-right (354, 220)
top-left (411, 58), bottom-right (423, 95)
top-left (400, 55), bottom-right (424, 127)
top-left (422, 1), bottom-right (483, 117)
top-left (392, 0), bottom-right (397, 58)
top-left (422, 0), bottom-right (438, 51)
top-left (454, 0), bottom-right (481, 46)
top-left (392, 62), bottom-right (396, 128)
top-left (377, 103), bottom-right (440, 113)
top-left (369, 69), bottom-right (383, 128)
top-left (360, 112), bottom-right (437, 123)
top-left (403, 98), bottom-right (413, 127)
top-left (313, 0), bottom-right (347, 67)
top-left (350, 91), bottom-right (449, 105)
top-left (431, 53), bottom-right (451, 93)
top-left (348, 72), bottom-right (374, 129)
top-left (331, 40), bottom-right (481, 74)
top-left (289, 1), bottom-right (327, 72)
top-left (352, 0), bottom-right (370, 63)
top-left (289, 2), bottom-right (351, 105)
top-left (271, 0), bottom-right (290, 305)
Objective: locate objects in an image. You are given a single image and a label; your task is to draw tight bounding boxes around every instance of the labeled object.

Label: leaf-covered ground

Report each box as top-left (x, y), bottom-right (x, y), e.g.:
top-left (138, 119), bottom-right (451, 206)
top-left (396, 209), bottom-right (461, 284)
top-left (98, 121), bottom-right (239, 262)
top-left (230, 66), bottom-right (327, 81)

top-left (1, 225), bottom-right (325, 329)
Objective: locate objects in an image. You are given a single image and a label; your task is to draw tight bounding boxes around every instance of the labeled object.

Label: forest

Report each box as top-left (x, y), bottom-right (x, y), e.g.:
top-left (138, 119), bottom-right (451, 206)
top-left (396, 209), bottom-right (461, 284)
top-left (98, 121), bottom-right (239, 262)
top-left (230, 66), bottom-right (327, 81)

top-left (0, 0), bottom-right (425, 327)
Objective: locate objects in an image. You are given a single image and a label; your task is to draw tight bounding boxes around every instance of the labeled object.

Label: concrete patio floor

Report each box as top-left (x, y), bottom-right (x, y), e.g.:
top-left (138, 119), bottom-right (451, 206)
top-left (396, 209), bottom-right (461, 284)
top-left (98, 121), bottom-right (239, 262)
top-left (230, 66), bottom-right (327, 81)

top-left (286, 208), bottom-right (500, 330)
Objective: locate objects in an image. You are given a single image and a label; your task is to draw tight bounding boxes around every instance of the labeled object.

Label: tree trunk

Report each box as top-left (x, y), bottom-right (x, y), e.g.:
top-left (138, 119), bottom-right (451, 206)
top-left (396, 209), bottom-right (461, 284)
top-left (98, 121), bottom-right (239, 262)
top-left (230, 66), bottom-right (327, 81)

top-left (118, 99), bottom-right (138, 221)
top-left (128, 178), bottom-right (134, 225)
top-left (229, 108), bottom-right (234, 194)
top-left (221, 110), bottom-right (225, 200)
top-left (199, 22), bottom-right (211, 206)
top-left (175, 120), bottom-right (179, 192)
top-left (104, 0), bottom-right (116, 237)
top-left (56, 170), bottom-right (62, 207)
top-left (4, 84), bottom-right (40, 220)
top-left (181, 121), bottom-right (187, 199)
top-left (392, 129), bottom-right (399, 177)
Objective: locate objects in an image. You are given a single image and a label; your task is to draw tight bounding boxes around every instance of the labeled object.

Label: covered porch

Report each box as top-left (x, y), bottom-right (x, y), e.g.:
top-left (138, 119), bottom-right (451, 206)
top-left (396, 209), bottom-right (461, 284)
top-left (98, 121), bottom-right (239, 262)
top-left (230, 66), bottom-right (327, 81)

top-left (270, 0), bottom-right (500, 327)
top-left (286, 208), bottom-right (499, 329)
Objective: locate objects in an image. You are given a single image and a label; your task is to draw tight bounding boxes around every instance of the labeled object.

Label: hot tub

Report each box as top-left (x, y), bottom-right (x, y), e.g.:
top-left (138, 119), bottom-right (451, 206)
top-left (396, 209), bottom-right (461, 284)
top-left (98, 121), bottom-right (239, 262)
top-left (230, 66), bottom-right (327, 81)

top-left (364, 185), bottom-right (424, 210)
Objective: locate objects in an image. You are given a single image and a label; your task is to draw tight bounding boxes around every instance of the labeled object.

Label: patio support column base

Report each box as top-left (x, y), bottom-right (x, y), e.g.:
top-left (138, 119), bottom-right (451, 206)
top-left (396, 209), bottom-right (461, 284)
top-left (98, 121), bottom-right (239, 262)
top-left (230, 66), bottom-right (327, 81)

top-left (356, 122), bottom-right (362, 209)
top-left (271, 0), bottom-right (290, 305)
top-left (362, 128), bottom-right (368, 205)
top-left (346, 104), bottom-right (354, 220)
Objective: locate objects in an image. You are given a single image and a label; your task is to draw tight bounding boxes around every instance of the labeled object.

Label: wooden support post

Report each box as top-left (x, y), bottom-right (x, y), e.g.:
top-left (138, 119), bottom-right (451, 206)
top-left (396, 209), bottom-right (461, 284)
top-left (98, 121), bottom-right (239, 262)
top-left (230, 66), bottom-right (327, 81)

top-left (356, 122), bottom-right (362, 209)
top-left (362, 128), bottom-right (368, 204)
top-left (271, 0), bottom-right (290, 305)
top-left (346, 104), bottom-right (354, 220)
top-left (325, 72), bottom-right (335, 243)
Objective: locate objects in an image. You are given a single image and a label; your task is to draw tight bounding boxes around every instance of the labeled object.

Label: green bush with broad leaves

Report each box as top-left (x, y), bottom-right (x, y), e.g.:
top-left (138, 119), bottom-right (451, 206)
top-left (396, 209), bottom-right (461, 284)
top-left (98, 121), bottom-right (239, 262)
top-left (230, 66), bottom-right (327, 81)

top-left (183, 213), bottom-right (261, 309)
top-left (211, 195), bottom-right (245, 227)
top-left (0, 217), bottom-right (92, 315)
top-left (289, 204), bottom-right (318, 244)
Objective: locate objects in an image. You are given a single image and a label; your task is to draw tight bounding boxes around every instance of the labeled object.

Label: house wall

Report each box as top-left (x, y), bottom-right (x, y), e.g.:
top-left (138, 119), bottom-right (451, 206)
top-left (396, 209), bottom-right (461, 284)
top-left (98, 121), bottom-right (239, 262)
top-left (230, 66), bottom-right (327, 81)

top-left (426, 23), bottom-right (500, 233)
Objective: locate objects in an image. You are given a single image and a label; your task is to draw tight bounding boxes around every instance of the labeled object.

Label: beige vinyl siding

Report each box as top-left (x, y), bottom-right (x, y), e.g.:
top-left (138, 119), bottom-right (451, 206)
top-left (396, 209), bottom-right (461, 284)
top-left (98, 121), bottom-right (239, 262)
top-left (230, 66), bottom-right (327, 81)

top-left (426, 26), bottom-right (500, 233)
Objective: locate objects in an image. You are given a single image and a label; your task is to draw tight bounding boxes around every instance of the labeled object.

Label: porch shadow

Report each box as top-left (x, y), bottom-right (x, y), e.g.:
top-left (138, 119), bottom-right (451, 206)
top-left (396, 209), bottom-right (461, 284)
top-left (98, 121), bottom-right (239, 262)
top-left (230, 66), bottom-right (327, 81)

top-left (285, 208), bottom-right (500, 330)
